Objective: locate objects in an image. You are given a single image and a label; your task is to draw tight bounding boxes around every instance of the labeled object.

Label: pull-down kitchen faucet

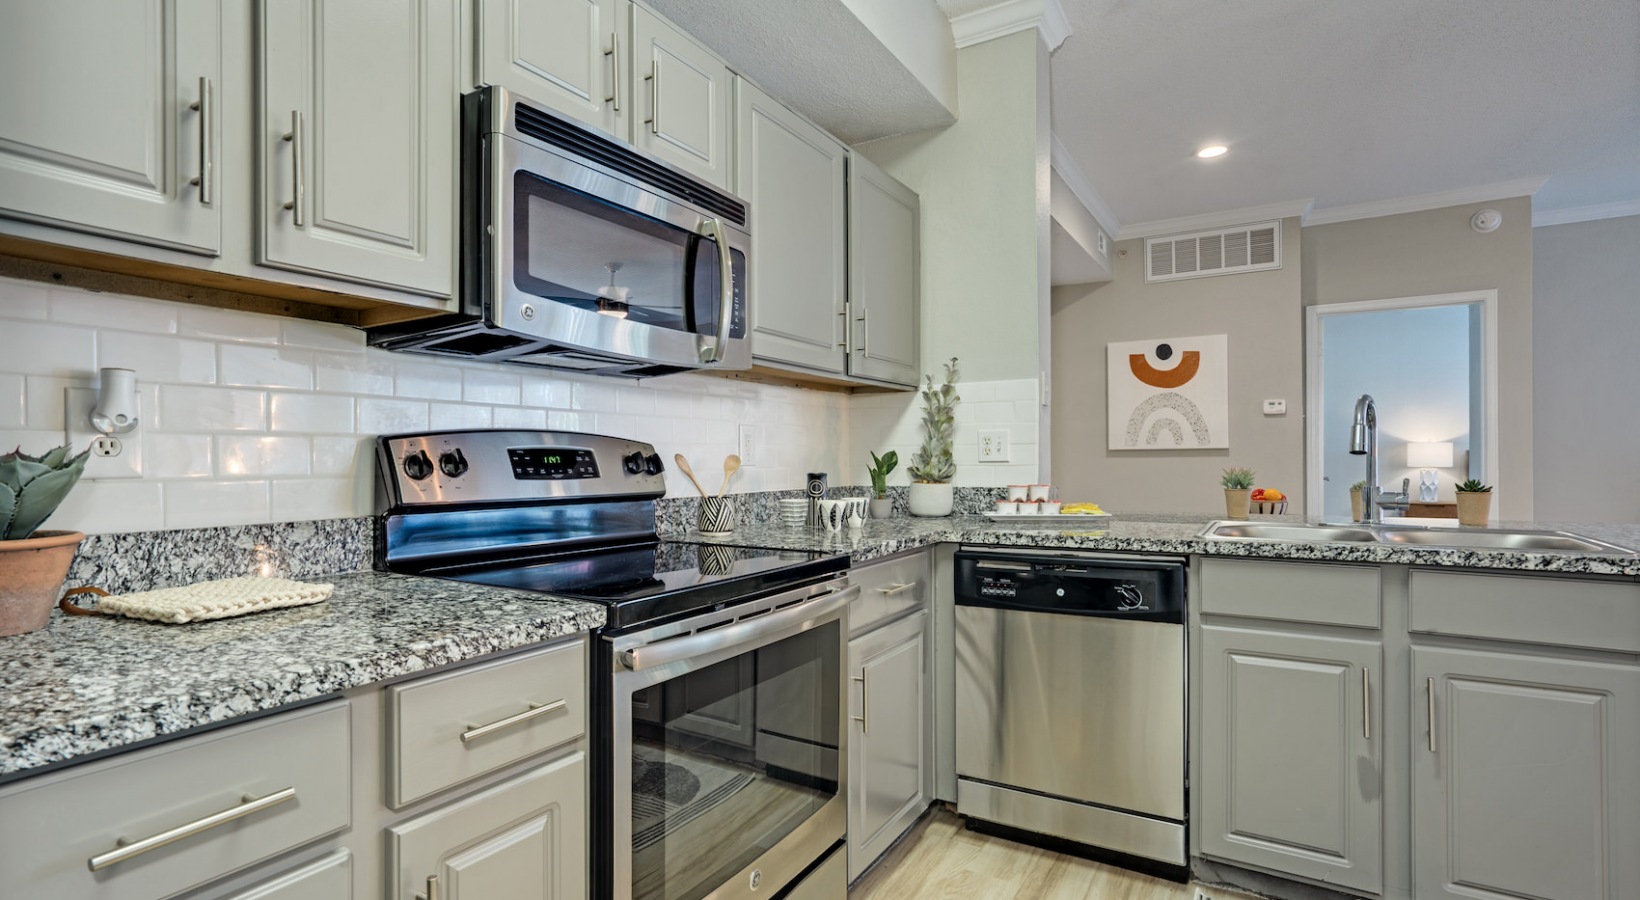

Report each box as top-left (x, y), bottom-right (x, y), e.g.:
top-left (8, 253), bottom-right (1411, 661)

top-left (1349, 393), bottom-right (1410, 523)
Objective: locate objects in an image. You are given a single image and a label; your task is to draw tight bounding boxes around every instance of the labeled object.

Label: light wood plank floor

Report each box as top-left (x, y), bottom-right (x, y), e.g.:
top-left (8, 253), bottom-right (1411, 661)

top-left (850, 807), bottom-right (1196, 900)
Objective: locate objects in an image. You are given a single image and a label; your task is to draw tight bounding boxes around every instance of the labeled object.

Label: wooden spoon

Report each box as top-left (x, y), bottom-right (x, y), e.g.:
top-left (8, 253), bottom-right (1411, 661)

top-left (674, 453), bottom-right (709, 497)
top-left (717, 454), bottom-right (742, 497)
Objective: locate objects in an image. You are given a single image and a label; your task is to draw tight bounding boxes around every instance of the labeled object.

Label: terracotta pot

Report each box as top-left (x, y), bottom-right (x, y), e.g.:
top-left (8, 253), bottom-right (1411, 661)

top-left (0, 530), bottom-right (84, 637)
top-left (908, 482), bottom-right (954, 517)
top-left (1456, 491), bottom-right (1493, 527)
top-left (1224, 489), bottom-right (1251, 520)
top-left (1350, 489), bottom-right (1364, 523)
top-left (869, 498), bottom-right (895, 520)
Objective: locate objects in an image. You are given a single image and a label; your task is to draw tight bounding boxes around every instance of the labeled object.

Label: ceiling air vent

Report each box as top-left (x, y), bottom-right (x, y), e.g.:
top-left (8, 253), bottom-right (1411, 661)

top-left (1145, 221), bottom-right (1281, 283)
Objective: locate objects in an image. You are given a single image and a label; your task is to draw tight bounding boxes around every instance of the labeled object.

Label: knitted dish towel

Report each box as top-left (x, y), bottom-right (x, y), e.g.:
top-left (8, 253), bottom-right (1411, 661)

top-left (84, 576), bottom-right (334, 624)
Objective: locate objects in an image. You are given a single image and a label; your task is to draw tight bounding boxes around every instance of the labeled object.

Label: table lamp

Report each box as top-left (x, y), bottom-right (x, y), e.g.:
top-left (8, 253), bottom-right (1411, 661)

top-left (1406, 441), bottom-right (1455, 502)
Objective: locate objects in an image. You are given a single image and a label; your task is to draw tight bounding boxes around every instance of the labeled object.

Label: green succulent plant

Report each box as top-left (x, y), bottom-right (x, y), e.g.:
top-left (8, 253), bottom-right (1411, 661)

top-left (1455, 479), bottom-right (1493, 493)
top-left (866, 450), bottom-right (898, 499)
top-left (907, 358), bottom-right (960, 484)
top-left (1, 444), bottom-right (90, 541)
top-left (1220, 467), bottom-right (1255, 490)
top-left (1350, 480), bottom-right (1369, 492)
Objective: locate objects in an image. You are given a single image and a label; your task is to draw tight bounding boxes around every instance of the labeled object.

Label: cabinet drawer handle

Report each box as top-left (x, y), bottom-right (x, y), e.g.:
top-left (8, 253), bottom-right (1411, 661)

top-left (1426, 676), bottom-right (1436, 753)
top-left (461, 699), bottom-right (567, 743)
top-left (1362, 667), bottom-right (1370, 740)
top-left (851, 672), bottom-right (867, 733)
top-left (605, 32), bottom-right (621, 111)
top-left (417, 874), bottom-right (440, 900)
top-left (877, 581), bottom-right (916, 596)
top-left (88, 786), bottom-right (296, 871)
top-left (856, 308), bottom-right (868, 356)
top-left (188, 76), bottom-right (213, 204)
top-left (645, 67), bottom-right (660, 134)
top-left (281, 110), bottom-right (304, 226)
top-left (838, 308), bottom-right (849, 348)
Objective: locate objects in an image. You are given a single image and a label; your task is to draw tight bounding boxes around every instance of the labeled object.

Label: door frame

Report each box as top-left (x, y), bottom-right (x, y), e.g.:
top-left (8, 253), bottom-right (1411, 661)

top-left (1304, 290), bottom-right (1499, 517)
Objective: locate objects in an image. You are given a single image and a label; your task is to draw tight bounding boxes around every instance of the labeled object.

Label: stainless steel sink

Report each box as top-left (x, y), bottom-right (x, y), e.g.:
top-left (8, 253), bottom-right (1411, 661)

top-left (1202, 522), bottom-right (1379, 543)
top-left (1372, 527), bottom-right (1636, 554)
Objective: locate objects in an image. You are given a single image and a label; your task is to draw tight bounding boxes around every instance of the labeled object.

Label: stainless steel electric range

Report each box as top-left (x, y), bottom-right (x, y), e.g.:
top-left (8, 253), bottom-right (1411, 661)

top-left (376, 430), bottom-right (853, 900)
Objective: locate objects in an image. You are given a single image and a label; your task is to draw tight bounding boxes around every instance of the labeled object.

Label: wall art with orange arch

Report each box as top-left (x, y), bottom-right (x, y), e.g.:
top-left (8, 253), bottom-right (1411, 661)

top-left (1106, 334), bottom-right (1229, 450)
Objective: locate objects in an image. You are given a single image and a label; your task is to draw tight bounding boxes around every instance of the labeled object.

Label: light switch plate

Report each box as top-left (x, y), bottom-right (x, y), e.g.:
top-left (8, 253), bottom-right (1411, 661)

top-left (1262, 398), bottom-right (1287, 416)
top-left (64, 387), bottom-right (144, 479)
top-left (978, 429), bottom-right (1010, 462)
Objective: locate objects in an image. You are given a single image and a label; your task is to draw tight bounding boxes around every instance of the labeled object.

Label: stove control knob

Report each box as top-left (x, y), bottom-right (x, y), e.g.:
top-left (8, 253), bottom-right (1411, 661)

top-left (403, 449), bottom-right (434, 481)
top-left (438, 448), bottom-right (468, 478)
top-left (622, 451), bottom-right (645, 475)
top-left (643, 453), bottom-right (665, 476)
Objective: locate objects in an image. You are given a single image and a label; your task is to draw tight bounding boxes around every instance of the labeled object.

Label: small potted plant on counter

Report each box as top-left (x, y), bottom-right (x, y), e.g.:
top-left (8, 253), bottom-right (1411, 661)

top-left (1349, 480), bottom-right (1369, 522)
top-left (1455, 479), bottom-right (1493, 526)
top-left (907, 358), bottom-right (960, 517)
top-left (866, 450), bottom-right (898, 519)
top-left (0, 444), bottom-right (90, 636)
top-left (1221, 467), bottom-right (1255, 520)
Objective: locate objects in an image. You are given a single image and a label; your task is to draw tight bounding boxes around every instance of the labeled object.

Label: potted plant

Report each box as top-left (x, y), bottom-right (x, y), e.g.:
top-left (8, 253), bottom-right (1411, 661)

top-left (1349, 480), bottom-right (1369, 522)
top-left (1, 445), bottom-right (90, 636)
top-left (866, 450), bottom-right (898, 519)
top-left (1221, 467), bottom-right (1255, 520)
top-left (1455, 479), bottom-right (1493, 526)
top-left (907, 358), bottom-right (960, 517)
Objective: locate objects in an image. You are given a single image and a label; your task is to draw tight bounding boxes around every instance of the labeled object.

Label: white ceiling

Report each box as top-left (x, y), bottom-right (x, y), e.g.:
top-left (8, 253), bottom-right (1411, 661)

top-left (1041, 0), bottom-right (1640, 228)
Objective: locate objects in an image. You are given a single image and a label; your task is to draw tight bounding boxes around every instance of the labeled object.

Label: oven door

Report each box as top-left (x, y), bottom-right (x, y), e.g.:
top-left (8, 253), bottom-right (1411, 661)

top-left (610, 583), bottom-right (854, 900)
top-left (487, 130), bottom-right (749, 370)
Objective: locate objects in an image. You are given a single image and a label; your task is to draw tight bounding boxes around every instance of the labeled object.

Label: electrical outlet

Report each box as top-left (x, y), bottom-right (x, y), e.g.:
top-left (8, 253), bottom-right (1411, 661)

top-left (738, 424), bottom-right (757, 467)
top-left (978, 429), bottom-right (1010, 462)
top-left (64, 387), bottom-right (144, 479)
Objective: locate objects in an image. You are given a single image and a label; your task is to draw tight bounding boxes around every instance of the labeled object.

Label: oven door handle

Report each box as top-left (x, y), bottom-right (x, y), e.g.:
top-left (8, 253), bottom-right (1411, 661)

top-left (620, 586), bottom-right (857, 672)
top-left (698, 216), bottom-right (734, 363)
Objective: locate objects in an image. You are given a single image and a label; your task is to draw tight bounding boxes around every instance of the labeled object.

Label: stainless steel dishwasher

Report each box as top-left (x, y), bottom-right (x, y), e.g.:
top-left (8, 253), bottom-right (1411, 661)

top-left (954, 548), bottom-right (1187, 873)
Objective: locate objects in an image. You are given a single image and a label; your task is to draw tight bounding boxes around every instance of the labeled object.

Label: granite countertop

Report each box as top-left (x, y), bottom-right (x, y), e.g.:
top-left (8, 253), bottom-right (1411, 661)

top-left (0, 571), bottom-right (604, 780)
top-left (670, 513), bottom-right (1640, 577)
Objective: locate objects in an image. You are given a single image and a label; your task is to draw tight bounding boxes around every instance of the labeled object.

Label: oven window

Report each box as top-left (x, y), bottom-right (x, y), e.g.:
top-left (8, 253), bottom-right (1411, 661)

top-left (512, 171), bottom-right (743, 337)
top-left (629, 622), bottom-right (839, 900)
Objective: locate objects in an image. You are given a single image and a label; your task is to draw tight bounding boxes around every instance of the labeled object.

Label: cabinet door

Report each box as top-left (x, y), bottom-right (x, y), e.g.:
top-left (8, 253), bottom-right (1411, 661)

top-left (0, 0), bottom-right (221, 254)
top-left (221, 850), bottom-right (351, 899)
top-left (258, 0), bottom-right (457, 298)
top-left (629, 5), bottom-right (731, 189)
top-left (735, 79), bottom-right (848, 375)
top-left (848, 154), bottom-right (920, 387)
top-left (848, 611), bottom-right (929, 881)
top-left (1413, 647), bottom-right (1640, 900)
top-left (474, 0), bottom-right (625, 138)
top-left (390, 751), bottom-right (587, 900)
top-left (1199, 626), bottom-right (1382, 894)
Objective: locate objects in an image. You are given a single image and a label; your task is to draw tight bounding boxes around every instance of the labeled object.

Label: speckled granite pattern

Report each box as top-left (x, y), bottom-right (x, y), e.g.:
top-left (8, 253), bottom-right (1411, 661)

top-left (66, 518), bottom-right (374, 595)
top-left (0, 571), bottom-right (603, 779)
top-left (667, 512), bottom-right (1640, 576)
top-left (655, 485), bottom-right (1003, 529)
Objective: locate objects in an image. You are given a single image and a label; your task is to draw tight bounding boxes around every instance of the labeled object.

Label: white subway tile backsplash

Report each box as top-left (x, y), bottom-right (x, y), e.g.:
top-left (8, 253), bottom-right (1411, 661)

top-left (1, 321), bottom-right (96, 378)
top-left (49, 479), bottom-right (166, 534)
top-left (519, 373), bottom-right (570, 409)
top-left (463, 368), bottom-right (521, 405)
top-left (357, 397), bottom-right (429, 434)
top-left (429, 402), bottom-right (493, 430)
top-left (159, 386), bottom-right (268, 431)
top-left (101, 332), bottom-right (216, 384)
top-left (312, 436), bottom-right (366, 477)
top-left (179, 306), bottom-right (283, 343)
top-left (993, 379), bottom-right (1039, 401)
top-left (0, 374), bottom-right (22, 427)
top-left (165, 479), bottom-right (270, 529)
top-left (270, 477), bottom-right (357, 521)
top-left (142, 433), bottom-right (213, 479)
top-left (0, 278), bottom-right (51, 320)
top-left (270, 393), bottom-right (356, 434)
top-left (52, 291), bottom-right (178, 334)
top-left (24, 375), bottom-right (82, 429)
top-left (616, 386), bottom-right (657, 416)
top-left (281, 319), bottom-right (365, 351)
top-left (396, 361), bottom-right (464, 400)
top-left (594, 413), bottom-right (638, 439)
top-left (219, 345), bottom-right (314, 390)
top-left (313, 351), bottom-right (394, 395)
top-left (547, 410), bottom-right (592, 432)
top-left (572, 381), bottom-right (619, 412)
top-left (218, 435), bottom-right (311, 477)
top-left (491, 406), bottom-right (547, 430)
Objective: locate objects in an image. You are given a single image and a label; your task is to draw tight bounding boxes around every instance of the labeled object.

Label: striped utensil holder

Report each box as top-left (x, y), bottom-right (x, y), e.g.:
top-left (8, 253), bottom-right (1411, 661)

top-left (698, 497), bottom-right (736, 536)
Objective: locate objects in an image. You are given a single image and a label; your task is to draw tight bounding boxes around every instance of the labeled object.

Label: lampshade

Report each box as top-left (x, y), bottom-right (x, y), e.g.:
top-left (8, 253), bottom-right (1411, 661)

top-left (1406, 441), bottom-right (1455, 468)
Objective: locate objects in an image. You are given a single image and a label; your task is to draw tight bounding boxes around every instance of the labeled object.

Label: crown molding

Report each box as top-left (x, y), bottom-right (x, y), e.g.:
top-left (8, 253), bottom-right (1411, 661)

top-left (1302, 176), bottom-right (1548, 227)
top-left (1049, 134), bottom-right (1121, 239)
top-left (1532, 198), bottom-right (1640, 228)
top-left (949, 0), bottom-right (1072, 52)
top-left (1116, 199), bottom-right (1315, 241)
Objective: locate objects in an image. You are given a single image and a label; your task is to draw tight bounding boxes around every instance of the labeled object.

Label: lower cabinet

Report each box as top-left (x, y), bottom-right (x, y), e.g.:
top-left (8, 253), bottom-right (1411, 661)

top-left (847, 608), bottom-right (929, 881)
top-left (1412, 647), bottom-right (1640, 900)
top-left (220, 850), bottom-right (353, 899)
top-left (1198, 625), bottom-right (1383, 895)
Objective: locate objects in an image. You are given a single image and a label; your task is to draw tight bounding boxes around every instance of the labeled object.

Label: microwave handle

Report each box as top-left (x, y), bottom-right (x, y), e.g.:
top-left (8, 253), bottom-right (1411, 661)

top-left (699, 217), bottom-right (734, 363)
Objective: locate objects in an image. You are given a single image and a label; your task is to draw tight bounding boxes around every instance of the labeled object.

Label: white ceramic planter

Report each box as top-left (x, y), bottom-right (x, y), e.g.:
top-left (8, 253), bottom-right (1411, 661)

top-left (908, 482), bottom-right (954, 517)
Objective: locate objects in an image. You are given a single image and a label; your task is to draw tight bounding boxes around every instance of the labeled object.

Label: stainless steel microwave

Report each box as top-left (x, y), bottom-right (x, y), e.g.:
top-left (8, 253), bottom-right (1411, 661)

top-left (369, 86), bottom-right (750, 377)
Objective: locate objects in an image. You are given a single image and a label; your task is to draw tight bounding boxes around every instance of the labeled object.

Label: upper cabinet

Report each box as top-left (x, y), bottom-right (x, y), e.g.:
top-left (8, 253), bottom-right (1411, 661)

top-left (258, 0), bottom-right (459, 298)
top-left (474, 0), bottom-right (626, 137)
top-left (848, 153), bottom-right (921, 387)
top-left (628, 5), bottom-right (732, 189)
top-left (735, 78), bottom-right (849, 376)
top-left (0, 0), bottom-right (222, 255)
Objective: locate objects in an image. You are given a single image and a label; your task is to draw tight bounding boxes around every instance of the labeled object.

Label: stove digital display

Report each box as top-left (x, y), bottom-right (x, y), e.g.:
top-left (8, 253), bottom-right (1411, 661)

top-left (507, 447), bottom-right (599, 480)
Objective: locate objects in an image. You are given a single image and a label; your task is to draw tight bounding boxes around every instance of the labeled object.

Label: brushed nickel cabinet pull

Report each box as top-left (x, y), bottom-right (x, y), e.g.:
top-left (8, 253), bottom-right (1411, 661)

top-left (88, 786), bottom-right (296, 871)
top-left (856, 308), bottom-right (868, 356)
top-left (877, 582), bottom-right (916, 596)
top-left (1426, 676), bottom-right (1436, 753)
top-left (852, 672), bottom-right (867, 733)
top-left (417, 873), bottom-right (440, 900)
top-left (281, 110), bottom-right (304, 226)
top-left (605, 32), bottom-right (621, 110)
top-left (644, 67), bottom-right (659, 134)
top-left (460, 699), bottom-right (567, 743)
top-left (839, 304), bottom-right (850, 348)
top-left (188, 76), bottom-right (213, 204)
top-left (1362, 667), bottom-right (1371, 740)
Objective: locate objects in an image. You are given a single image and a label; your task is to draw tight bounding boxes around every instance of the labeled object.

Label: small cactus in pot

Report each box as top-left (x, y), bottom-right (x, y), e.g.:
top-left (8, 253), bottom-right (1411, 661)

top-left (1454, 479), bottom-right (1493, 526)
top-left (1, 445), bottom-right (91, 637)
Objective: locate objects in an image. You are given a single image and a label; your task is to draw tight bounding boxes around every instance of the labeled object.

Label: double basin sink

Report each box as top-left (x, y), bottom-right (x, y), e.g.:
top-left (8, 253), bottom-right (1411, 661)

top-left (1201, 521), bottom-right (1636, 555)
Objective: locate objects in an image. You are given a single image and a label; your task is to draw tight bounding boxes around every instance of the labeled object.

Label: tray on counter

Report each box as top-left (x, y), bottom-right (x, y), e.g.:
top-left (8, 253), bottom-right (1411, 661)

top-left (984, 512), bottom-right (1113, 524)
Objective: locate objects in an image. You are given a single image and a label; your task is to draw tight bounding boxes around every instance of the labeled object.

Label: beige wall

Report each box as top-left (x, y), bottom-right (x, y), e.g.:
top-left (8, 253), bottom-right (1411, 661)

top-left (1303, 197), bottom-right (1534, 519)
top-left (1050, 217), bottom-right (1306, 513)
top-left (1532, 215), bottom-right (1640, 524)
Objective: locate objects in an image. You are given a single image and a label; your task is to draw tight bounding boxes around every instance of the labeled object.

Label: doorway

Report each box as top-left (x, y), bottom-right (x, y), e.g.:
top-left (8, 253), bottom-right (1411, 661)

top-left (1305, 291), bottom-right (1499, 519)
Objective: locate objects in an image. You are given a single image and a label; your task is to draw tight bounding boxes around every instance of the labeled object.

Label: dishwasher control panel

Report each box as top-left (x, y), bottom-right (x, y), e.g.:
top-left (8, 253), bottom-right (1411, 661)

top-left (953, 551), bottom-right (1185, 623)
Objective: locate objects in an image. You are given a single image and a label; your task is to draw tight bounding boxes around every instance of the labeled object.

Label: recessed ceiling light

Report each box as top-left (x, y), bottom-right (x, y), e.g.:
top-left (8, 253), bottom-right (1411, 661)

top-left (1196, 145), bottom-right (1228, 159)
